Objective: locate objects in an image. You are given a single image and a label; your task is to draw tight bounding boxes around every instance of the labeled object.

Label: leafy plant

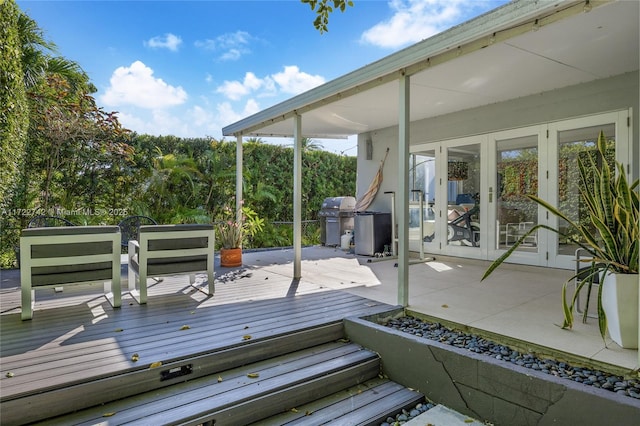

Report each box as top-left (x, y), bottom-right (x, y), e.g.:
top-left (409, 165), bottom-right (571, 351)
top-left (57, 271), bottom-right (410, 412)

top-left (216, 204), bottom-right (265, 249)
top-left (482, 131), bottom-right (639, 341)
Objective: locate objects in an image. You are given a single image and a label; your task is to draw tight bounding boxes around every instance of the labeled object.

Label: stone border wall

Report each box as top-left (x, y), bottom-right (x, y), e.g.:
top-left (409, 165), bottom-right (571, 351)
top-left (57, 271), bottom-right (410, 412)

top-left (345, 310), bottom-right (640, 426)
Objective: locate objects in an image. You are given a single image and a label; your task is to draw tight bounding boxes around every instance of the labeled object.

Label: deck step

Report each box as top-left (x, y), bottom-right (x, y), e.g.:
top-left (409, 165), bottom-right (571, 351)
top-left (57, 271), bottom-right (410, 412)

top-left (251, 377), bottom-right (424, 426)
top-left (37, 342), bottom-right (385, 425)
top-left (3, 323), bottom-right (345, 425)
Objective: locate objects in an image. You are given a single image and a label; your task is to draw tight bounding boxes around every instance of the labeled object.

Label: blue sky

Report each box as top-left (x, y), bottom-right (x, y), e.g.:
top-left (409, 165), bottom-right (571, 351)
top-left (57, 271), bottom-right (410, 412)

top-left (17, 0), bottom-right (508, 154)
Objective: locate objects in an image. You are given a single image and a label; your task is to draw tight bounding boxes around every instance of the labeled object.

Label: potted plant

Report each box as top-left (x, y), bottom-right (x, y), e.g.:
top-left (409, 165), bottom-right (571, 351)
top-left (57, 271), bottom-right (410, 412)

top-left (482, 131), bottom-right (639, 348)
top-left (216, 204), bottom-right (264, 267)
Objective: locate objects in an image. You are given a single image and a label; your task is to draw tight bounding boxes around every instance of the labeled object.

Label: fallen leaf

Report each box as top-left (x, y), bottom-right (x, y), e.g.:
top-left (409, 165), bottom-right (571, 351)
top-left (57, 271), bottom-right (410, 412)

top-left (243, 335), bottom-right (252, 340)
top-left (114, 328), bottom-right (124, 332)
top-left (103, 412), bottom-right (116, 417)
top-left (464, 420), bottom-right (474, 423)
top-left (217, 376), bottom-right (223, 383)
top-left (247, 373), bottom-right (259, 378)
top-left (305, 410), bottom-right (313, 416)
top-left (5, 372), bottom-right (14, 378)
top-left (290, 408), bottom-right (299, 413)
top-left (131, 353), bottom-right (139, 362)
top-left (180, 325), bottom-right (190, 330)
top-left (441, 304), bottom-right (449, 308)
top-left (190, 311), bottom-right (196, 314)
top-left (149, 361), bottom-right (162, 369)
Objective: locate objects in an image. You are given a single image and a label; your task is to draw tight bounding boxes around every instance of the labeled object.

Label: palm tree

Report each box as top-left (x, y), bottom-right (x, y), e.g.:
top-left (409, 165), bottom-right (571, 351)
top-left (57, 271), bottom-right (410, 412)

top-left (302, 137), bottom-right (324, 152)
top-left (18, 10), bottom-right (87, 91)
top-left (288, 137), bottom-right (324, 152)
top-left (145, 149), bottom-right (202, 221)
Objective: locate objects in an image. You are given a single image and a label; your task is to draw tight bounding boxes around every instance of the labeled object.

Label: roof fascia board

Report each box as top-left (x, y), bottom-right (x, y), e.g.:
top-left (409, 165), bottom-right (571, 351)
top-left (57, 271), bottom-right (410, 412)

top-left (222, 0), bottom-right (591, 137)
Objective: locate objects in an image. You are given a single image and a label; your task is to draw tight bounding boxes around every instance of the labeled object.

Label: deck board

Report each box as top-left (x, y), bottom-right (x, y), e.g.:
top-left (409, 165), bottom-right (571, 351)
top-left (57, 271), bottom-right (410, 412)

top-left (256, 380), bottom-right (421, 425)
top-left (0, 270), bottom-right (397, 424)
top-left (42, 342), bottom-right (378, 425)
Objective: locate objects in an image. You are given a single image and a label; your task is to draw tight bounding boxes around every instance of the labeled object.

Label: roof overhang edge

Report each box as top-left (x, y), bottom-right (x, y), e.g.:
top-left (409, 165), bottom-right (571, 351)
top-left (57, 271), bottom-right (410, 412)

top-left (222, 0), bottom-right (587, 137)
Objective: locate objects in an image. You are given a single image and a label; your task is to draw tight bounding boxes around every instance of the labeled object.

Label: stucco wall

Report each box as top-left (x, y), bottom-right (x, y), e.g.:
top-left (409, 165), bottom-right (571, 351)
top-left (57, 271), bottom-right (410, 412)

top-left (356, 71), bottom-right (639, 213)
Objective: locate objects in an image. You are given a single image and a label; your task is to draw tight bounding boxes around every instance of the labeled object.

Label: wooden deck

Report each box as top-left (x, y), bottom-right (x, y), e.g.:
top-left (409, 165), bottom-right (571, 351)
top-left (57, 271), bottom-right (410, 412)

top-left (0, 269), bottom-right (401, 424)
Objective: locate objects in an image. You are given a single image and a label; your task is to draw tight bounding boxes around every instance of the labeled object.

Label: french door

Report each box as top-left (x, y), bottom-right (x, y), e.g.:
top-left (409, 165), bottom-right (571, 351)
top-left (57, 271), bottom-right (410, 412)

top-left (488, 111), bottom-right (630, 268)
top-left (410, 135), bottom-right (487, 260)
top-left (489, 127), bottom-right (545, 266)
top-left (411, 110), bottom-right (630, 269)
top-left (545, 112), bottom-right (629, 269)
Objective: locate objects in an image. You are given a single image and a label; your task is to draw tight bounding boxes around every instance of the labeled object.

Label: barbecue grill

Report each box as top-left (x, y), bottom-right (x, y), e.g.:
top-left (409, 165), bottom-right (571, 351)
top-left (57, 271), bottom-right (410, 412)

top-left (318, 196), bottom-right (356, 246)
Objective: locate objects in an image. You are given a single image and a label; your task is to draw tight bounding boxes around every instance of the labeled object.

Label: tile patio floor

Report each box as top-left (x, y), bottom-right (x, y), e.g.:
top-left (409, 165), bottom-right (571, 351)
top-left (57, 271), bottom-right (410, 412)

top-left (243, 246), bottom-right (639, 373)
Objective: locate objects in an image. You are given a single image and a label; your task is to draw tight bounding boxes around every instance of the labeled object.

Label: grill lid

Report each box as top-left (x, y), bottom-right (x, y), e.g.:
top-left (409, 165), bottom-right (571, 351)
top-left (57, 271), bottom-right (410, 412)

top-left (319, 196), bottom-right (356, 217)
top-left (320, 196), bottom-right (356, 210)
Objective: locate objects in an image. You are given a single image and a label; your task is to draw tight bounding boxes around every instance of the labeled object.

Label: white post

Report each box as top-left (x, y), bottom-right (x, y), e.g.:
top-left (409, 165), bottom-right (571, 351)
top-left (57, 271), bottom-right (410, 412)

top-left (398, 74), bottom-right (410, 307)
top-left (293, 115), bottom-right (302, 278)
top-left (236, 134), bottom-right (243, 224)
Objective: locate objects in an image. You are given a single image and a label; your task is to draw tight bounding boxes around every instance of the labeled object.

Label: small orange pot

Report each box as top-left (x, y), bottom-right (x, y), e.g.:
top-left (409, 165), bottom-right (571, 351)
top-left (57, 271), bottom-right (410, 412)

top-left (220, 247), bottom-right (242, 267)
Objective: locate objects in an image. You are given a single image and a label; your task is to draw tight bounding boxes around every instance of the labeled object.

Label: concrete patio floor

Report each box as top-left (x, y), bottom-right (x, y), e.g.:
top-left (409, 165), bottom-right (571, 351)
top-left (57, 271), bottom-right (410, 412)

top-left (243, 245), bottom-right (639, 374)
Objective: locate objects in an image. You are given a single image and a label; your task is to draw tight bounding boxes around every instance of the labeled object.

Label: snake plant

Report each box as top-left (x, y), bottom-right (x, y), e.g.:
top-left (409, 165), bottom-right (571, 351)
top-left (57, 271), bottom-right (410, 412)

top-left (482, 131), bottom-right (639, 341)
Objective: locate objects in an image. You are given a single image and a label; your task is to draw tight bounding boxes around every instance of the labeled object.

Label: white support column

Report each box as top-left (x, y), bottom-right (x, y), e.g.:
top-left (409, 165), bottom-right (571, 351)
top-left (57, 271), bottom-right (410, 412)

top-left (293, 115), bottom-right (302, 278)
top-left (236, 134), bottom-right (243, 224)
top-left (398, 74), bottom-right (410, 306)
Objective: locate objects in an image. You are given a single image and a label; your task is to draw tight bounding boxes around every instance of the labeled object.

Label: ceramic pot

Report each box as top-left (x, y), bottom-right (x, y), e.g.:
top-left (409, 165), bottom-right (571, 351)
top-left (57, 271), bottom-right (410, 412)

top-left (601, 271), bottom-right (639, 349)
top-left (220, 247), bottom-right (242, 267)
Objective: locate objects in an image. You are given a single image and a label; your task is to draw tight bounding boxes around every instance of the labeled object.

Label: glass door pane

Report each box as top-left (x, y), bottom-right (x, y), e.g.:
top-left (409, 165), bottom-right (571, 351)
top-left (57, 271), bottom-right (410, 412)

top-left (496, 136), bottom-right (539, 253)
top-left (447, 144), bottom-right (481, 248)
top-left (557, 124), bottom-right (615, 256)
top-left (409, 151), bottom-right (436, 247)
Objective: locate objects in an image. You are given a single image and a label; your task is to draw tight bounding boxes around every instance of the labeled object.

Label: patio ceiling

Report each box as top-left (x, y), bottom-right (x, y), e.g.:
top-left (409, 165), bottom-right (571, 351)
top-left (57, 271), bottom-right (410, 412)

top-left (222, 0), bottom-right (639, 140)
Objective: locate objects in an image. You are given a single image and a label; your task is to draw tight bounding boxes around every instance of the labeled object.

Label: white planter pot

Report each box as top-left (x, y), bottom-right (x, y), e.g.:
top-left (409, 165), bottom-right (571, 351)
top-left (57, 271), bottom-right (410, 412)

top-left (601, 272), bottom-right (639, 349)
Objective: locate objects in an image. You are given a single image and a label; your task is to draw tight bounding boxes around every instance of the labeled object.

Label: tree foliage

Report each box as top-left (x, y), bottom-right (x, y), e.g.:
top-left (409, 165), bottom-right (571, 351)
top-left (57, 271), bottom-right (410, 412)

top-left (0, 0), bottom-right (29, 210)
top-left (0, 3), bottom-right (358, 267)
top-left (301, 0), bottom-right (354, 33)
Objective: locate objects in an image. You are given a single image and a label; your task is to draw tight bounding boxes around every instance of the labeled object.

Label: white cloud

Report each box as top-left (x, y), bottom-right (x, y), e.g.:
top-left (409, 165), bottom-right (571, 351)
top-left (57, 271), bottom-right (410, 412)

top-left (216, 66), bottom-right (324, 101)
top-left (188, 105), bottom-right (214, 128)
top-left (216, 72), bottom-right (272, 101)
top-left (101, 61), bottom-right (188, 109)
top-left (195, 30), bottom-right (253, 61)
top-left (361, 0), bottom-right (469, 49)
top-left (220, 49), bottom-right (242, 61)
top-left (115, 98), bottom-right (261, 140)
top-left (272, 65), bottom-right (325, 94)
top-left (145, 33), bottom-right (182, 51)
top-left (216, 99), bottom-right (261, 127)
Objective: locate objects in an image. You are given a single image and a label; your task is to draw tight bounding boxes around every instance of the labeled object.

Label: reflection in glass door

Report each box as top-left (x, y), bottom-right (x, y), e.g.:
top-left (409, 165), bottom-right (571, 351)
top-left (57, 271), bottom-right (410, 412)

top-left (496, 136), bottom-right (539, 254)
top-left (446, 144), bottom-right (481, 248)
top-left (556, 124), bottom-right (615, 256)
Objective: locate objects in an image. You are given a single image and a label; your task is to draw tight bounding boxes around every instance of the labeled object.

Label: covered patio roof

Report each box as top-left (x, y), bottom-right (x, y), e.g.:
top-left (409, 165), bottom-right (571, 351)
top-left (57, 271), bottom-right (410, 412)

top-left (222, 0), bottom-right (639, 306)
top-left (222, 0), bottom-right (638, 140)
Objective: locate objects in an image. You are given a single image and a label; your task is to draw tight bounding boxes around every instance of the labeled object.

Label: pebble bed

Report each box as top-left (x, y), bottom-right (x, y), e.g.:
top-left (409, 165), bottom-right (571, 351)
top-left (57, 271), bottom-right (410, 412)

top-left (380, 403), bottom-right (435, 426)
top-left (382, 316), bottom-right (640, 400)
top-left (377, 315), bottom-right (640, 424)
